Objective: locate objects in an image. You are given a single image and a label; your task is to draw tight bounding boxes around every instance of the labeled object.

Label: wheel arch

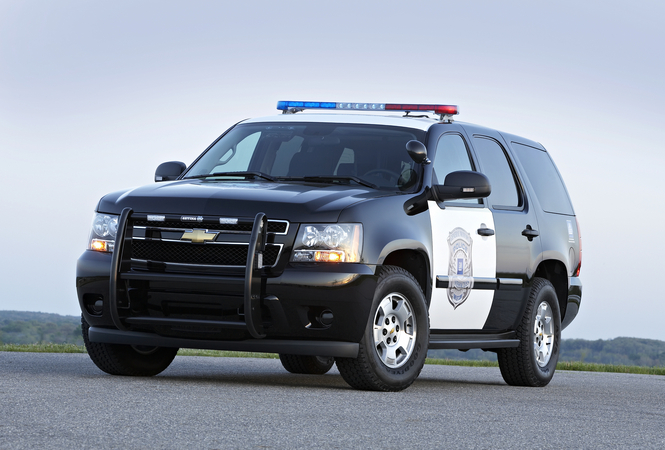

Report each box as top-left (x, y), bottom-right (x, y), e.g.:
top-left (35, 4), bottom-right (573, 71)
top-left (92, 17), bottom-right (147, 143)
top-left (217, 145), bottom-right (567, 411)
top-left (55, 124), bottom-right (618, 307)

top-left (533, 259), bottom-right (568, 322)
top-left (381, 248), bottom-right (431, 306)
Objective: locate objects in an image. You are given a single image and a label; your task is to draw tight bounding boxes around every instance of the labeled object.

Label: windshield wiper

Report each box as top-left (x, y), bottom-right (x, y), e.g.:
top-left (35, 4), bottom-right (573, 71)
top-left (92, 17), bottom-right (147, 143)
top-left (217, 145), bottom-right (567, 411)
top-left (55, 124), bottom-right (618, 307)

top-left (183, 171), bottom-right (277, 181)
top-left (276, 176), bottom-right (379, 190)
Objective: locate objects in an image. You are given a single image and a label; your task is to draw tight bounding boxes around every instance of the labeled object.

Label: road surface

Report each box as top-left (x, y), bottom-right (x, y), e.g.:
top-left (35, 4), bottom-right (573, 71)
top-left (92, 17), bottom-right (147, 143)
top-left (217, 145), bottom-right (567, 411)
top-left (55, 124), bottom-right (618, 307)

top-left (1, 352), bottom-right (663, 449)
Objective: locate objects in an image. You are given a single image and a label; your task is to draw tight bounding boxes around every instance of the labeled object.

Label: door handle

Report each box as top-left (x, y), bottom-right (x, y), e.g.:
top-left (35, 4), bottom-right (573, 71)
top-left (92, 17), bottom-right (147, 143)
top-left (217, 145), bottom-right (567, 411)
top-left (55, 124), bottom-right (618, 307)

top-left (477, 227), bottom-right (495, 236)
top-left (522, 225), bottom-right (539, 241)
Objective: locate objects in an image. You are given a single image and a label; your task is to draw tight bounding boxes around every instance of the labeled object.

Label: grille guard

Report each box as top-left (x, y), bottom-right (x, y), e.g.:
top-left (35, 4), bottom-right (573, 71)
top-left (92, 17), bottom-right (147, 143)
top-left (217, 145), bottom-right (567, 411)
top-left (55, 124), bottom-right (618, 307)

top-left (244, 213), bottom-right (267, 338)
top-left (109, 207), bottom-right (270, 339)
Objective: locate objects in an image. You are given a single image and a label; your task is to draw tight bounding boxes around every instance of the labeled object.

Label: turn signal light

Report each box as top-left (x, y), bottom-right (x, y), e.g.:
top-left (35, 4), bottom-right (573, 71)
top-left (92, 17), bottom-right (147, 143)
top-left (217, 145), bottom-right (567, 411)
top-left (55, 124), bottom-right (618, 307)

top-left (90, 239), bottom-right (114, 252)
top-left (314, 250), bottom-right (345, 262)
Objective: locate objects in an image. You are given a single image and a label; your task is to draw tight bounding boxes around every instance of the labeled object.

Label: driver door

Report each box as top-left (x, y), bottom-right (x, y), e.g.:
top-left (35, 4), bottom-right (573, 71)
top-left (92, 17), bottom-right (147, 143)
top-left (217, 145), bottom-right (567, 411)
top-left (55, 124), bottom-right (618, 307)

top-left (427, 133), bottom-right (497, 330)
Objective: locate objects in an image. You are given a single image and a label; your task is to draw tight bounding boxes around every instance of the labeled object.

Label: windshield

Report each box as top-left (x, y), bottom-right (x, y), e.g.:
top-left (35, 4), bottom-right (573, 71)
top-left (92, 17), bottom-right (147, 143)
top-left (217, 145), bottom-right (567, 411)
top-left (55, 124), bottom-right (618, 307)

top-left (185, 122), bottom-right (426, 192)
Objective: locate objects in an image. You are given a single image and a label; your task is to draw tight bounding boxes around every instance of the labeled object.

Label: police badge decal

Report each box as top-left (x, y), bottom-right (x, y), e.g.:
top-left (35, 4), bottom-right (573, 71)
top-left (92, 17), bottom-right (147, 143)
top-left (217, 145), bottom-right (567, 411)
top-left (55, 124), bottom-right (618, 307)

top-left (447, 227), bottom-right (474, 309)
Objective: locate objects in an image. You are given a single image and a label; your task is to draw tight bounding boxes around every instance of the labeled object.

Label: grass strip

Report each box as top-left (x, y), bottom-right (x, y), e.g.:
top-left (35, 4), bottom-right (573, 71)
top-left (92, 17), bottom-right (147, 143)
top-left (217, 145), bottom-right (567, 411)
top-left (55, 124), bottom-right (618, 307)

top-left (3, 344), bottom-right (664, 376)
top-left (177, 348), bottom-right (279, 359)
top-left (555, 360), bottom-right (665, 375)
top-left (0, 343), bottom-right (86, 353)
top-left (425, 358), bottom-right (665, 375)
top-left (425, 358), bottom-right (499, 367)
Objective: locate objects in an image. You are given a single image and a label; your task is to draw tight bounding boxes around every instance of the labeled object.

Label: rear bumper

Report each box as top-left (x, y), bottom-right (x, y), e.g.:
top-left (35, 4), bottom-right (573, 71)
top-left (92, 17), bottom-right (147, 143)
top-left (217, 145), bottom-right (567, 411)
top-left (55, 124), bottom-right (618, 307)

top-left (562, 276), bottom-right (582, 330)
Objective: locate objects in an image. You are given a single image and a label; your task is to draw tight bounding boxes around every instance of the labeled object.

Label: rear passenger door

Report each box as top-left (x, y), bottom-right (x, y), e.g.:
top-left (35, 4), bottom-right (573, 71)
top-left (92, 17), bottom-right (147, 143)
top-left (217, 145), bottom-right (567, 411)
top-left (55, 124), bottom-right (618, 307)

top-left (469, 131), bottom-right (542, 330)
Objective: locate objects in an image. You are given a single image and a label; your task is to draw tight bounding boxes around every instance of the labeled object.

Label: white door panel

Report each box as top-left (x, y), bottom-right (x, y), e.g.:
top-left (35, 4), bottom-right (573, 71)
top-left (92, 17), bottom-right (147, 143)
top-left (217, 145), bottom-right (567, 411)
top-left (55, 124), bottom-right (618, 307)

top-left (429, 204), bottom-right (496, 329)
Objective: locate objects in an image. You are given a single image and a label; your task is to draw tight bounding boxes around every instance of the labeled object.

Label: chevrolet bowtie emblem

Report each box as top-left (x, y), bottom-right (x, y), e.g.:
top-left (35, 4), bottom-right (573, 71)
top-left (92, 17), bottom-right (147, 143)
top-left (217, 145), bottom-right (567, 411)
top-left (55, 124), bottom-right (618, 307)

top-left (180, 229), bottom-right (218, 243)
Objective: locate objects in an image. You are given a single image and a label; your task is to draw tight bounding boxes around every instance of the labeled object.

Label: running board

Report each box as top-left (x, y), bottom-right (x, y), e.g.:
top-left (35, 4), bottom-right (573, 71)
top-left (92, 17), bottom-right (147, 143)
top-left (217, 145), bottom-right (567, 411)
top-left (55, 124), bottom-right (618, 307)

top-left (88, 327), bottom-right (359, 358)
top-left (428, 332), bottom-right (519, 350)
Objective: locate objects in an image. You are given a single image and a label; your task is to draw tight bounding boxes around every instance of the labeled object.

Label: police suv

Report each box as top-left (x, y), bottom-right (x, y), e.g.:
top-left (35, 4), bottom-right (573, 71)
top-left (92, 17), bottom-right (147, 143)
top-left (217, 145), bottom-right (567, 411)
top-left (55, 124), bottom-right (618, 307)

top-left (77, 101), bottom-right (582, 391)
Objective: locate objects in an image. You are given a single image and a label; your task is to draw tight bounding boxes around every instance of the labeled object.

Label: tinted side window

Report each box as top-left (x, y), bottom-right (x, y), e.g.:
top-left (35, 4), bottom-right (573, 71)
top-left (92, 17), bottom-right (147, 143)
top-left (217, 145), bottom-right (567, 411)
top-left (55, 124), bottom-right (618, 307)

top-left (433, 134), bottom-right (478, 204)
top-left (512, 142), bottom-right (574, 215)
top-left (433, 134), bottom-right (473, 182)
top-left (473, 136), bottom-right (521, 208)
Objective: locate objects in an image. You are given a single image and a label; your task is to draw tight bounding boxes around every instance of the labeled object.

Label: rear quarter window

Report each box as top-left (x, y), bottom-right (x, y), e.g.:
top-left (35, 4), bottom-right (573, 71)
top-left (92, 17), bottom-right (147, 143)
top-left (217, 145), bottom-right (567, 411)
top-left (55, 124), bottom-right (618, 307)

top-left (512, 142), bottom-right (574, 215)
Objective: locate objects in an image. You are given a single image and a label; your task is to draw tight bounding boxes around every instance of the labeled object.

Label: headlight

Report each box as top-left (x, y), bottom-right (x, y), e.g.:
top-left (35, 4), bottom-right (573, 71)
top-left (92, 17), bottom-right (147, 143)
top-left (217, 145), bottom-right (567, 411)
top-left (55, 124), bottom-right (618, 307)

top-left (88, 213), bottom-right (119, 252)
top-left (291, 224), bottom-right (363, 263)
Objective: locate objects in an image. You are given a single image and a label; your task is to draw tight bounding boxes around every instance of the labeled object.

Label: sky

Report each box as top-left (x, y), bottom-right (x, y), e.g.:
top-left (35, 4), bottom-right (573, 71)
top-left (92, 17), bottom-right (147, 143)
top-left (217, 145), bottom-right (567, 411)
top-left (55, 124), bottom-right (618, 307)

top-left (1, 0), bottom-right (664, 341)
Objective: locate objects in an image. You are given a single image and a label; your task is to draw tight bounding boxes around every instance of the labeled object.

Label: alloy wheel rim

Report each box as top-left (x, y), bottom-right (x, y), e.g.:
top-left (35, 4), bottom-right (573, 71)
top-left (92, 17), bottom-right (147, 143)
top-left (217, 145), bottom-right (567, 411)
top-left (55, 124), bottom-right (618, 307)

top-left (372, 292), bottom-right (416, 369)
top-left (533, 301), bottom-right (554, 367)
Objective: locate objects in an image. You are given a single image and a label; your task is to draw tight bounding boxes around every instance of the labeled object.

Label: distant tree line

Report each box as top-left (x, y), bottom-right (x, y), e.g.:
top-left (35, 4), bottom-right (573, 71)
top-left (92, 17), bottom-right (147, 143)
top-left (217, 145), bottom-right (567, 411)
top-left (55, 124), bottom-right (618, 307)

top-left (559, 338), bottom-right (665, 367)
top-left (0, 311), bottom-right (83, 346)
top-left (2, 310), bottom-right (664, 367)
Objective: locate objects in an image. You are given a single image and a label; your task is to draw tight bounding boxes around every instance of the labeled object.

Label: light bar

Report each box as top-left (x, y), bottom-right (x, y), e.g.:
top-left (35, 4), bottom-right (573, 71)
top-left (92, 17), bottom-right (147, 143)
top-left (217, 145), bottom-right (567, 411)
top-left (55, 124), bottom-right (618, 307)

top-left (276, 101), bottom-right (458, 116)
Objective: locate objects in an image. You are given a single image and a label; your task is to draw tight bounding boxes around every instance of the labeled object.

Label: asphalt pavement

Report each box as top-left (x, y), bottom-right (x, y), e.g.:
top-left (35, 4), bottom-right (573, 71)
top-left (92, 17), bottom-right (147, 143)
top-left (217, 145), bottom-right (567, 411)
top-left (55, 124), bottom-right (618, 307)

top-left (1, 352), bottom-right (663, 449)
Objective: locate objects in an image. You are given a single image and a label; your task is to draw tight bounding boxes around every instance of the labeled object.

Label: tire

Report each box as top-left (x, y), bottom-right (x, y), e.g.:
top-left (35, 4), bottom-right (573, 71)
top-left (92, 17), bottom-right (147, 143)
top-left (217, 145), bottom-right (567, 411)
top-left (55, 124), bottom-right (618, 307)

top-left (81, 316), bottom-right (178, 377)
top-left (336, 266), bottom-right (429, 391)
top-left (497, 278), bottom-right (561, 387)
top-left (279, 354), bottom-right (335, 375)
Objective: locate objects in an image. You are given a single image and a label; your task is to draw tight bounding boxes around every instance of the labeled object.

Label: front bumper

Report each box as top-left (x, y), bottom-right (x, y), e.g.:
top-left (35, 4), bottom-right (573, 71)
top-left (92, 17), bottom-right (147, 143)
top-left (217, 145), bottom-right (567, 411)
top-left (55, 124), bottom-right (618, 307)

top-left (77, 249), bottom-right (377, 352)
top-left (87, 327), bottom-right (359, 357)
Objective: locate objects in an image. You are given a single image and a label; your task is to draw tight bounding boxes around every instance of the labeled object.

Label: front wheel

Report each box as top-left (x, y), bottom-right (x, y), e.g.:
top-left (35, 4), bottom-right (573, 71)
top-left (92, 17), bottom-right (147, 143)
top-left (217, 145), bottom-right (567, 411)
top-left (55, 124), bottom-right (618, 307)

top-left (336, 266), bottom-right (429, 391)
top-left (81, 316), bottom-right (178, 377)
top-left (497, 278), bottom-right (561, 387)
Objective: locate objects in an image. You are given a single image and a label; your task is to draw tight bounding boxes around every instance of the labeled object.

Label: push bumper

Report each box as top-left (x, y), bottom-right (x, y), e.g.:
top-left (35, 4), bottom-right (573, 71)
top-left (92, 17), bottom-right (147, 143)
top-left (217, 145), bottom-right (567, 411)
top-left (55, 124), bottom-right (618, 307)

top-left (77, 211), bottom-right (377, 350)
top-left (78, 252), bottom-right (377, 342)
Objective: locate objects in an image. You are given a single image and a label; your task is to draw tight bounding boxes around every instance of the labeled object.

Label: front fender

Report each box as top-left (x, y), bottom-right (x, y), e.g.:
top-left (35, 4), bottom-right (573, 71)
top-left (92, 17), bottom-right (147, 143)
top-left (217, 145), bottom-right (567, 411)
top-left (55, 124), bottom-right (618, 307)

top-left (377, 239), bottom-right (430, 266)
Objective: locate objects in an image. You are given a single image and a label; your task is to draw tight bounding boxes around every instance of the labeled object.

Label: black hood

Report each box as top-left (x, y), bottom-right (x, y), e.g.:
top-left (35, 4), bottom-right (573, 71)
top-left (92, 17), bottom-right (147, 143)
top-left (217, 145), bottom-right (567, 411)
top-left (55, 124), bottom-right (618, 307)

top-left (97, 179), bottom-right (388, 222)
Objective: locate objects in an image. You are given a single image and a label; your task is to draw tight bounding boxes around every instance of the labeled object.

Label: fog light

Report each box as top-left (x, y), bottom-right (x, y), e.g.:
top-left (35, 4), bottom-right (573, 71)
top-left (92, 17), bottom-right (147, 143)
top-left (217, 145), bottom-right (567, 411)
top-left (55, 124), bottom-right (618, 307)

top-left (319, 310), bottom-right (334, 326)
top-left (93, 300), bottom-right (104, 314)
top-left (83, 294), bottom-right (104, 316)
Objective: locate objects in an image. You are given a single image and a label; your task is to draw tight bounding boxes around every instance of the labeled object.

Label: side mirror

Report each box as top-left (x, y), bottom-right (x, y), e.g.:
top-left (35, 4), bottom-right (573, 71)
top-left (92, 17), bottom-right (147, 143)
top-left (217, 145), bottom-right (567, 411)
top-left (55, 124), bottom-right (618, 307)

top-left (406, 140), bottom-right (430, 164)
top-left (155, 161), bottom-right (186, 182)
top-left (433, 170), bottom-right (491, 201)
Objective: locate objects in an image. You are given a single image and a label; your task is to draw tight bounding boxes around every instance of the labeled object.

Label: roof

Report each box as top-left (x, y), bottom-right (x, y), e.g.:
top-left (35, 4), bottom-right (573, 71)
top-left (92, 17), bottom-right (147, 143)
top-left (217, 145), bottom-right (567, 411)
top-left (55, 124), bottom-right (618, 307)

top-left (242, 112), bottom-right (439, 131)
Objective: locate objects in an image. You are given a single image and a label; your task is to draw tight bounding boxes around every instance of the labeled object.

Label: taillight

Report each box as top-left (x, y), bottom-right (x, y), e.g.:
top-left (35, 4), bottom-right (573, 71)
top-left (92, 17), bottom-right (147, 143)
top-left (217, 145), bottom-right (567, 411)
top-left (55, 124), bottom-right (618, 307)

top-left (574, 218), bottom-right (582, 277)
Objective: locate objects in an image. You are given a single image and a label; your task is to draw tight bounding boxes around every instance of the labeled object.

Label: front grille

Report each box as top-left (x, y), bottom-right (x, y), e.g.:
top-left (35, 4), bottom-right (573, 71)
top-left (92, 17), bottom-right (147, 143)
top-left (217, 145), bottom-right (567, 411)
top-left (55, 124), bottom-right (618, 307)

top-left (132, 220), bottom-right (288, 234)
top-left (131, 240), bottom-right (281, 267)
top-left (126, 215), bottom-right (289, 271)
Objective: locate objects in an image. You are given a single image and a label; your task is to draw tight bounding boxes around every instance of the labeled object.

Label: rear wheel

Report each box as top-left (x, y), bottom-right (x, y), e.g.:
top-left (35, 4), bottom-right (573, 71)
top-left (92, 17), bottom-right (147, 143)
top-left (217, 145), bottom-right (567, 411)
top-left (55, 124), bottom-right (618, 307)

top-left (279, 354), bottom-right (334, 375)
top-left (81, 316), bottom-right (178, 376)
top-left (497, 278), bottom-right (561, 387)
top-left (336, 266), bottom-right (429, 391)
